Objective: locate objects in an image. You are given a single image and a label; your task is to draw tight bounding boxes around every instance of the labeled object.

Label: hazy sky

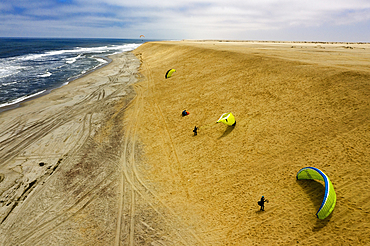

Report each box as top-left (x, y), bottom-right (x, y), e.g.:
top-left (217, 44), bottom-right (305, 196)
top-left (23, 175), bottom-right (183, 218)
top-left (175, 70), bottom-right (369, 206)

top-left (1, 0), bottom-right (369, 42)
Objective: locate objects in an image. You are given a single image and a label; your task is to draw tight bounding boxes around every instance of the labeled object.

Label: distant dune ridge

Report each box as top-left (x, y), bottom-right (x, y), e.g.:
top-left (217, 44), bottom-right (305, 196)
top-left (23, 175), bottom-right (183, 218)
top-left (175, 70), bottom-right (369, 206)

top-left (183, 39), bottom-right (370, 44)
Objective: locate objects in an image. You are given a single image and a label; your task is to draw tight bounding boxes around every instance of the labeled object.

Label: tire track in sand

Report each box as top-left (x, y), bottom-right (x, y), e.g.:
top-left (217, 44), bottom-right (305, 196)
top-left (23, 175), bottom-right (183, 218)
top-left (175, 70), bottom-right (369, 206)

top-left (143, 60), bottom-right (204, 245)
top-left (114, 55), bottom-right (205, 245)
top-left (0, 53), bottom-right (138, 245)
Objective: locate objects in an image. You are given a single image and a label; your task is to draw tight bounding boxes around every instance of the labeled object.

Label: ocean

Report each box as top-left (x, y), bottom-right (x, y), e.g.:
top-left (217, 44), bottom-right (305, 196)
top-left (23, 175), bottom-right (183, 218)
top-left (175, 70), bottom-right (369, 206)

top-left (0, 38), bottom-right (144, 110)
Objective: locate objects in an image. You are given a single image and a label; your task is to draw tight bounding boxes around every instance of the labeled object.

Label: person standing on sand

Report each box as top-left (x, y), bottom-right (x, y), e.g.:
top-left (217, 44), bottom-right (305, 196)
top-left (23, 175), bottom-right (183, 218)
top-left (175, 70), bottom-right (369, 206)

top-left (193, 126), bottom-right (198, 136)
top-left (258, 196), bottom-right (268, 211)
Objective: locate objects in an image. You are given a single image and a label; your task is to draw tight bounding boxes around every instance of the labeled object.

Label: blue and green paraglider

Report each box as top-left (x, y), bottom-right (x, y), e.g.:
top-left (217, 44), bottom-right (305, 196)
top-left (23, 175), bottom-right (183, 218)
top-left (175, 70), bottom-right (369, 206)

top-left (296, 167), bottom-right (336, 219)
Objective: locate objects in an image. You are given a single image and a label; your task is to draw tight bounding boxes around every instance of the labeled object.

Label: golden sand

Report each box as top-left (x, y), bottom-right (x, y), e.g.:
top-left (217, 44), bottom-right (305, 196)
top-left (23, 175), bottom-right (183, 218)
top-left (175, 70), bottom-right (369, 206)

top-left (131, 41), bottom-right (370, 245)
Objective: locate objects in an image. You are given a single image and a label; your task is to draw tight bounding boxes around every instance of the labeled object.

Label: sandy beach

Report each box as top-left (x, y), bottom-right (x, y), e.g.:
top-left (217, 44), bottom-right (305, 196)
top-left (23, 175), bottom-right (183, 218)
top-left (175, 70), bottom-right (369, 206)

top-left (1, 40), bottom-right (370, 245)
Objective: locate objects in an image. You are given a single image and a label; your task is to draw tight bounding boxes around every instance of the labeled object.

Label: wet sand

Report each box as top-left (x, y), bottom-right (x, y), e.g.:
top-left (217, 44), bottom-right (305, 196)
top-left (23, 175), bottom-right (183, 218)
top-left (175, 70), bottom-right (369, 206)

top-left (0, 40), bottom-right (370, 245)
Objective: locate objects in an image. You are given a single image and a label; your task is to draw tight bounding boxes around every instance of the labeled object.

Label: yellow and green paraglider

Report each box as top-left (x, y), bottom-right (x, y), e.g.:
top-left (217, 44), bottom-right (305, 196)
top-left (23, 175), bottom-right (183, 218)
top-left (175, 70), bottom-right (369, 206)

top-left (194, 112), bottom-right (236, 136)
top-left (217, 112), bottom-right (236, 126)
top-left (296, 167), bottom-right (336, 219)
top-left (165, 69), bottom-right (176, 79)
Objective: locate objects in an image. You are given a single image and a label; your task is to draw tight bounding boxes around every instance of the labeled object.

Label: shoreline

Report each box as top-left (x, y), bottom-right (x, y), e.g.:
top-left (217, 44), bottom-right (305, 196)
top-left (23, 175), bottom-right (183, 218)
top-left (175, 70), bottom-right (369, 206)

top-left (0, 55), bottom-right (113, 114)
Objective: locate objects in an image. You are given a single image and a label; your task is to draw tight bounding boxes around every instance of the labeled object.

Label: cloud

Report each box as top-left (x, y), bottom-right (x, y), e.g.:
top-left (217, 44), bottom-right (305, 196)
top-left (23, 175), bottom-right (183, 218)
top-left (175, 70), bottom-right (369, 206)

top-left (0, 0), bottom-right (369, 40)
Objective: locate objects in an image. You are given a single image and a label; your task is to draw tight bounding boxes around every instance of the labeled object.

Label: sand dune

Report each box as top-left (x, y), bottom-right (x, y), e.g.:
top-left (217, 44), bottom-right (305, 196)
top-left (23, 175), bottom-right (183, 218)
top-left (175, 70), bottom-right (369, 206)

top-left (0, 40), bottom-right (369, 245)
top-left (132, 41), bottom-right (370, 245)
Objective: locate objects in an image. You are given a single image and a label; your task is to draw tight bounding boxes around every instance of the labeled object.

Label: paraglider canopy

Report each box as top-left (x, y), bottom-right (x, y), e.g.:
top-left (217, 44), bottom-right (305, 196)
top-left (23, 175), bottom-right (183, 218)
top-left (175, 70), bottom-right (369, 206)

top-left (165, 69), bottom-right (176, 79)
top-left (182, 110), bottom-right (189, 116)
top-left (296, 167), bottom-right (336, 219)
top-left (217, 113), bottom-right (236, 126)
top-left (140, 35), bottom-right (145, 38)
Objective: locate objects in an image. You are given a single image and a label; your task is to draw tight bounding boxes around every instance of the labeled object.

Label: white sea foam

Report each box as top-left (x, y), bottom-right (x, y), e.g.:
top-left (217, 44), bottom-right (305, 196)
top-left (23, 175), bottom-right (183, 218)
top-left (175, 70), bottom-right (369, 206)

top-left (39, 71), bottom-right (52, 77)
top-left (0, 63), bottom-right (22, 79)
top-left (95, 57), bottom-right (109, 64)
top-left (0, 90), bottom-right (46, 108)
top-left (0, 81), bottom-right (18, 87)
top-left (18, 43), bottom-right (141, 62)
top-left (89, 58), bottom-right (108, 72)
top-left (66, 54), bottom-right (83, 64)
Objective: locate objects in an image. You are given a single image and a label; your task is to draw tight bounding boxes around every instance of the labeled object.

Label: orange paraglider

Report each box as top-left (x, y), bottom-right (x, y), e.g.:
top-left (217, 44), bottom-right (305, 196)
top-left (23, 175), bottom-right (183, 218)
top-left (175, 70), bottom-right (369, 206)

top-left (140, 35), bottom-right (145, 38)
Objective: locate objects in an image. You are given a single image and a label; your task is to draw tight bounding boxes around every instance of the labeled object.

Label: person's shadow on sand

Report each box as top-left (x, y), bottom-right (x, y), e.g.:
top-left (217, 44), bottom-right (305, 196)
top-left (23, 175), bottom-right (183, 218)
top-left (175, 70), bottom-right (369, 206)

top-left (218, 125), bottom-right (235, 139)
